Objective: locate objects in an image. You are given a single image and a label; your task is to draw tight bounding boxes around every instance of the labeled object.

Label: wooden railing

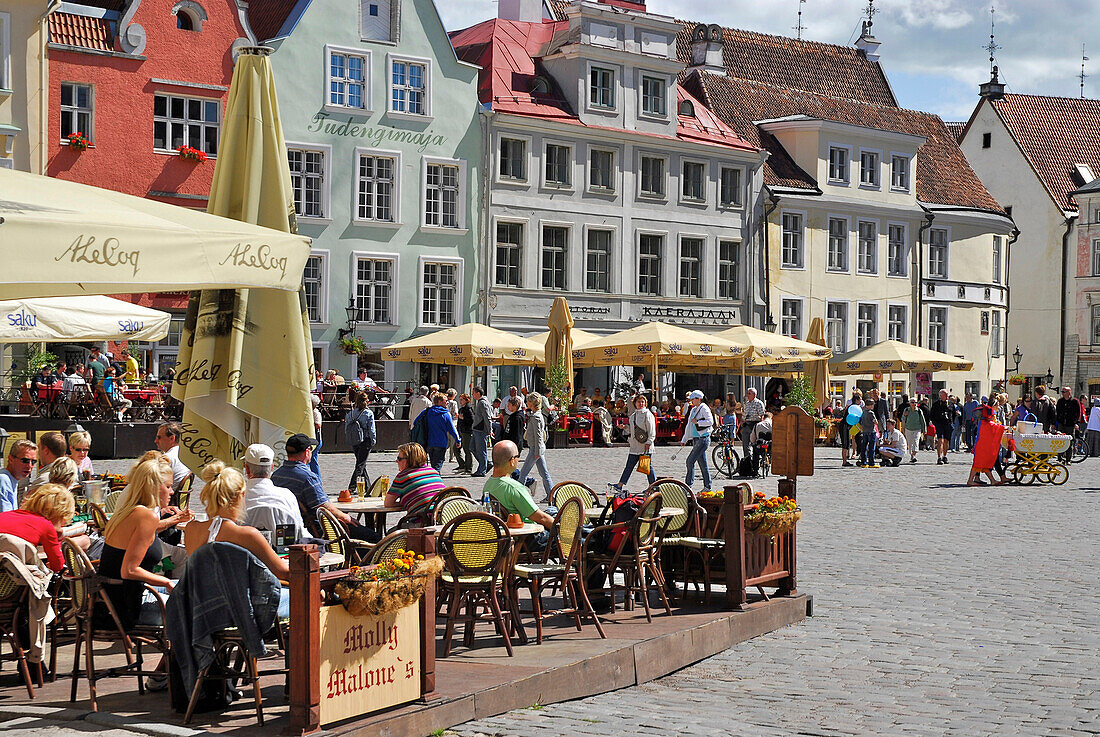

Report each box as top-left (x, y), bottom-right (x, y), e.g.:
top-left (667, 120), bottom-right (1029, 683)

top-left (722, 479), bottom-right (797, 610)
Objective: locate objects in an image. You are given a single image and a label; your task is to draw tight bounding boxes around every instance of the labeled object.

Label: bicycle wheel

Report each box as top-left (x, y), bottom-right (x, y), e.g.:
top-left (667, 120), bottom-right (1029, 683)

top-left (1044, 463), bottom-right (1069, 485)
top-left (1071, 437), bottom-right (1088, 464)
top-left (711, 442), bottom-right (739, 479)
top-left (760, 455), bottom-right (770, 479)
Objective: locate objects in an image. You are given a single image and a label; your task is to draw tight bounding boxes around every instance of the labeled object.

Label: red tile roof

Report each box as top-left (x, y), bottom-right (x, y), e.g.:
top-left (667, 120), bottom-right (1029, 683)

top-left (988, 93), bottom-right (1100, 212)
top-left (944, 121), bottom-right (965, 142)
top-left (248, 0), bottom-right (301, 42)
top-left (694, 73), bottom-right (1004, 213)
top-left (48, 12), bottom-right (115, 52)
top-left (451, 18), bottom-right (758, 153)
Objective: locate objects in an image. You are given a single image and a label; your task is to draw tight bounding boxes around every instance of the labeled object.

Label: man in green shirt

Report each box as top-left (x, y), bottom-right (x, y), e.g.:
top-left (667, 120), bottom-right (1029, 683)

top-left (484, 440), bottom-right (552, 548)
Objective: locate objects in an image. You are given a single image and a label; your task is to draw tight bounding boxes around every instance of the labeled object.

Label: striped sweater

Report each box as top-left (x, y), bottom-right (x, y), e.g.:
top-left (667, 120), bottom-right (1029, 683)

top-left (390, 466), bottom-right (445, 517)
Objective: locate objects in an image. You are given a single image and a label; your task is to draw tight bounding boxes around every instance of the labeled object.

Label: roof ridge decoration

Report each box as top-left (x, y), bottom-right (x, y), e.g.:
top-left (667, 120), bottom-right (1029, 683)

top-left (118, 0), bottom-right (146, 55)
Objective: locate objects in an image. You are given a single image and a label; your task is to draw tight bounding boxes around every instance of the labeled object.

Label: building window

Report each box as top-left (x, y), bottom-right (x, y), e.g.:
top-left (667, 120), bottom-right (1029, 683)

top-left (827, 217), bottom-right (848, 272)
top-left (1092, 239), bottom-right (1100, 276)
top-left (541, 225), bottom-right (567, 290)
top-left (1091, 305), bottom-right (1100, 346)
top-left (590, 66), bottom-right (615, 109)
top-left (356, 154), bottom-right (396, 222)
top-left (991, 310), bottom-right (1003, 356)
top-left (720, 167), bottom-right (742, 207)
top-left (499, 137), bottom-right (526, 181)
top-left (828, 146), bottom-right (849, 183)
top-left (981, 310), bottom-right (990, 334)
top-left (0, 12), bottom-right (9, 90)
top-left (60, 82), bottom-right (94, 142)
top-left (993, 235), bottom-right (1003, 284)
top-left (781, 212), bottom-right (804, 268)
top-left (421, 261), bottom-right (458, 326)
top-left (891, 155), bottom-right (910, 190)
top-left (982, 132), bottom-right (991, 148)
top-left (859, 150), bottom-right (880, 187)
top-left (928, 307), bottom-right (947, 352)
top-left (390, 58), bottom-right (427, 115)
top-left (887, 304), bottom-right (907, 342)
top-left (826, 302), bottom-right (848, 353)
top-left (495, 222), bottom-right (522, 287)
top-left (887, 224), bottom-right (908, 276)
top-left (718, 240), bottom-right (740, 299)
top-left (857, 220), bottom-right (877, 274)
top-left (586, 229), bottom-right (611, 292)
top-left (928, 228), bottom-right (949, 278)
top-left (681, 161), bottom-right (705, 201)
top-left (856, 303), bottom-right (877, 348)
top-left (639, 155), bottom-right (665, 198)
top-left (355, 257), bottom-right (393, 324)
top-left (640, 75), bottom-right (665, 117)
top-left (327, 48), bottom-right (368, 111)
top-left (545, 143), bottom-right (571, 187)
top-left (154, 94), bottom-right (218, 156)
top-left (781, 299), bottom-right (802, 339)
top-left (638, 234), bottom-right (662, 296)
top-left (424, 161), bottom-right (460, 228)
top-left (679, 237), bottom-right (703, 297)
top-left (589, 149), bottom-right (615, 191)
top-left (288, 147), bottom-right (326, 219)
top-left (303, 254), bottom-right (326, 323)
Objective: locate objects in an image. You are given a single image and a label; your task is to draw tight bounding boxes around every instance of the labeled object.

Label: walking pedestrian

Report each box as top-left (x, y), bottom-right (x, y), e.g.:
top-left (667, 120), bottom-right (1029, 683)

top-left (967, 405), bottom-right (1007, 486)
top-left (1055, 387), bottom-right (1081, 435)
top-left (455, 393), bottom-right (473, 473)
top-left (446, 388), bottom-right (460, 464)
top-left (931, 389), bottom-right (954, 464)
top-left (680, 389), bottom-right (714, 492)
top-left (901, 397), bottom-right (926, 463)
top-left (407, 386), bottom-right (431, 440)
top-left (610, 393), bottom-right (657, 494)
top-left (1030, 386), bottom-right (1057, 433)
top-left (423, 394), bottom-right (461, 472)
top-left (470, 386), bottom-right (493, 477)
top-left (344, 392), bottom-right (376, 493)
top-left (1086, 399), bottom-right (1100, 457)
top-left (518, 392), bottom-right (554, 501)
top-left (310, 393), bottom-right (323, 478)
top-left (501, 396), bottom-right (525, 448)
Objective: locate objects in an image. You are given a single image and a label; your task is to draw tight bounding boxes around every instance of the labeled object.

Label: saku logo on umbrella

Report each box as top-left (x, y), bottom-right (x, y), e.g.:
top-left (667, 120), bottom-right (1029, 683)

top-left (6, 308), bottom-right (36, 331)
top-left (386, 349), bottom-right (401, 358)
top-left (117, 319), bottom-right (144, 333)
top-left (477, 346), bottom-right (495, 356)
top-left (449, 346), bottom-right (463, 355)
top-left (417, 347), bottom-right (433, 356)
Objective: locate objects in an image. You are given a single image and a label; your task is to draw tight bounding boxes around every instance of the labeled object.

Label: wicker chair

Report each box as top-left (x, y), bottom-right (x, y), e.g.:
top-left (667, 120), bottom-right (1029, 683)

top-left (172, 474), bottom-right (195, 509)
top-left (87, 503), bottom-right (109, 535)
top-left (642, 479), bottom-right (699, 596)
top-left (511, 497), bottom-right (605, 643)
top-left (102, 490), bottom-right (125, 514)
top-left (315, 507), bottom-right (372, 566)
top-left (62, 539), bottom-right (170, 711)
top-left (433, 495), bottom-right (479, 526)
top-left (582, 492), bottom-right (671, 622)
top-left (364, 530), bottom-right (409, 566)
top-left (436, 512), bottom-right (515, 656)
top-left (0, 566), bottom-right (39, 697)
top-left (549, 481), bottom-right (600, 511)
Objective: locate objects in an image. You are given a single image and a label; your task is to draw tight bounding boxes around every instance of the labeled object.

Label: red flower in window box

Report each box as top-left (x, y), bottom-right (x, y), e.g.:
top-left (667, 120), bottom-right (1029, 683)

top-left (67, 132), bottom-right (90, 151)
top-left (177, 145), bottom-right (207, 163)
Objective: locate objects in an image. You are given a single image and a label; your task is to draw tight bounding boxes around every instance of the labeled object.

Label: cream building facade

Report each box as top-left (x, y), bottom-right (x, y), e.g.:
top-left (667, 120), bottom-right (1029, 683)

top-left (0, 1), bottom-right (49, 172)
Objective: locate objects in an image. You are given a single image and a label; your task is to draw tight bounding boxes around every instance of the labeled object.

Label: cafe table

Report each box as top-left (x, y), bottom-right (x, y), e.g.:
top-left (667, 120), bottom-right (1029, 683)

top-left (333, 497), bottom-right (404, 535)
top-left (584, 505), bottom-right (685, 520)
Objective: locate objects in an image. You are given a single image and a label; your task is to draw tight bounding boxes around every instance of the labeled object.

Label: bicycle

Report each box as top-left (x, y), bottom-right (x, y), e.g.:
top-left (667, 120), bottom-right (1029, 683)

top-left (1067, 429), bottom-right (1089, 464)
top-left (709, 424), bottom-right (741, 479)
top-left (754, 438), bottom-right (771, 479)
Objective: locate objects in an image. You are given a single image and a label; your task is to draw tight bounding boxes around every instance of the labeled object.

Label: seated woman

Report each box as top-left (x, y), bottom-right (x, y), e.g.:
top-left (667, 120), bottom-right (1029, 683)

top-left (30, 456), bottom-right (80, 493)
top-left (0, 483), bottom-right (76, 573)
top-left (384, 442), bottom-right (445, 528)
top-left (182, 461), bottom-right (290, 617)
top-left (68, 430), bottom-right (94, 478)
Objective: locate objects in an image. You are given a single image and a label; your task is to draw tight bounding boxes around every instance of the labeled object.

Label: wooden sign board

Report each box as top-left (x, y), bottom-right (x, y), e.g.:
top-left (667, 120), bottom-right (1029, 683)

top-left (771, 406), bottom-right (814, 478)
top-left (318, 602), bottom-right (421, 726)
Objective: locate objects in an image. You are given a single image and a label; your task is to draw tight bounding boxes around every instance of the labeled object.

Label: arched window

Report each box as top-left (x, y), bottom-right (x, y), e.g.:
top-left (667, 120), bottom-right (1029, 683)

top-left (678, 99), bottom-right (695, 117)
top-left (176, 12), bottom-right (193, 30)
top-left (172, 1), bottom-right (207, 32)
top-left (529, 76), bottom-right (550, 95)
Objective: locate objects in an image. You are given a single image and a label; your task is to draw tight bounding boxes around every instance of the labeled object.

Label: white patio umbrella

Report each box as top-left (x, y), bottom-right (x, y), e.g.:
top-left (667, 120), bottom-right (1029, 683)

top-left (0, 296), bottom-right (171, 343)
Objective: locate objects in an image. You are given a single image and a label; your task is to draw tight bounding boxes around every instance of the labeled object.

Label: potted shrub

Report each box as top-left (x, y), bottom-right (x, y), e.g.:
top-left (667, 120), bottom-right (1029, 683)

top-left (544, 356), bottom-right (571, 448)
top-left (67, 132), bottom-right (90, 151)
top-left (339, 335), bottom-right (367, 356)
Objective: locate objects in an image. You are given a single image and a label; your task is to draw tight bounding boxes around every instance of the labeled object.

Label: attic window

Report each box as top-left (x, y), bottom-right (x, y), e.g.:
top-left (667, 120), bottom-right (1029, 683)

top-left (172, 1), bottom-right (206, 32)
top-left (529, 76), bottom-right (550, 95)
top-left (678, 99), bottom-right (695, 117)
top-left (982, 132), bottom-right (991, 148)
top-left (1074, 164), bottom-right (1095, 185)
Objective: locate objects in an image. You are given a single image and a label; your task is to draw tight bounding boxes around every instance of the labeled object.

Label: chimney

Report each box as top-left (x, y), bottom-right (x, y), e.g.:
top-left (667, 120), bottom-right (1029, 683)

top-left (854, 20), bottom-right (881, 62)
top-left (499, 0), bottom-right (543, 23)
top-left (688, 24), bottom-right (724, 75)
top-left (979, 65), bottom-right (1006, 101)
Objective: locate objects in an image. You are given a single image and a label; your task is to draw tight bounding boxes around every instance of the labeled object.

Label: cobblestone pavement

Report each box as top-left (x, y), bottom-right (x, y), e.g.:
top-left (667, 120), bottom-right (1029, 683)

top-left (101, 444), bottom-right (1100, 737)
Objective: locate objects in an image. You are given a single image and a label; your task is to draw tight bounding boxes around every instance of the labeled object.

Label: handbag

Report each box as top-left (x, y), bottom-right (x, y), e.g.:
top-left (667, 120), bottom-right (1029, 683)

top-left (632, 413), bottom-right (649, 443)
top-left (637, 453), bottom-right (651, 475)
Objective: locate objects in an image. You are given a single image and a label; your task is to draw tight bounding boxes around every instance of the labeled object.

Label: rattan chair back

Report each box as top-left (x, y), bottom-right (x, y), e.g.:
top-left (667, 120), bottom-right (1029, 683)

top-left (553, 496), bottom-right (584, 562)
top-left (645, 479), bottom-right (695, 536)
top-left (550, 481), bottom-right (598, 511)
top-left (61, 538), bottom-right (94, 616)
top-left (87, 503), bottom-right (109, 534)
top-left (434, 495), bottom-right (478, 526)
top-left (0, 567), bottom-right (22, 604)
top-left (634, 492), bottom-right (664, 552)
top-left (438, 512), bottom-right (511, 579)
top-left (102, 490), bottom-right (124, 514)
top-left (438, 486), bottom-right (471, 501)
top-left (367, 476), bottom-right (387, 497)
top-left (365, 530), bottom-right (409, 566)
top-left (315, 507), bottom-right (349, 558)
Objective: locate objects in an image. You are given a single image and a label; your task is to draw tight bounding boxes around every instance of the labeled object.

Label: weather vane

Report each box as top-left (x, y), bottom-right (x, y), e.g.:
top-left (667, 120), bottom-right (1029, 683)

top-left (793, 0), bottom-right (806, 41)
top-left (1081, 44), bottom-right (1089, 98)
top-left (984, 4), bottom-right (1002, 75)
top-left (865, 0), bottom-right (876, 30)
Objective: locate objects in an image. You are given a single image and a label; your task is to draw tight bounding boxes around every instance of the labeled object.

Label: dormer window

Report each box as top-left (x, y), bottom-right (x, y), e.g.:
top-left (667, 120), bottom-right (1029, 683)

top-left (828, 146), bottom-right (850, 184)
top-left (361, 0), bottom-right (394, 42)
top-left (589, 66), bottom-right (615, 110)
top-left (678, 99), bottom-right (695, 117)
top-left (172, 1), bottom-right (206, 32)
top-left (529, 76), bottom-right (551, 95)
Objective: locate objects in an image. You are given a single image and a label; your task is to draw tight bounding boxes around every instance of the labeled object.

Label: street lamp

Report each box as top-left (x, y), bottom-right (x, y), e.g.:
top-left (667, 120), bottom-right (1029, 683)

top-left (338, 298), bottom-right (358, 340)
top-left (1044, 368), bottom-right (1054, 388)
top-left (763, 314), bottom-right (778, 333)
top-left (1012, 346), bottom-right (1022, 374)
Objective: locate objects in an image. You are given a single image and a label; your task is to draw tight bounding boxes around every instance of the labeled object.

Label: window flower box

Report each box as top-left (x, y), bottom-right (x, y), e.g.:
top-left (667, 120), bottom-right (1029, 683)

top-left (177, 144), bottom-right (208, 163)
top-left (67, 132), bottom-right (90, 151)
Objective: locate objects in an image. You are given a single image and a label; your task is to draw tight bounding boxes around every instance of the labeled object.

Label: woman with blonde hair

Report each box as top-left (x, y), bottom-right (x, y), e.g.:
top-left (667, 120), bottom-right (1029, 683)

top-left (68, 430), bottom-right (94, 477)
top-left (0, 484), bottom-right (76, 572)
top-left (30, 456), bottom-right (80, 492)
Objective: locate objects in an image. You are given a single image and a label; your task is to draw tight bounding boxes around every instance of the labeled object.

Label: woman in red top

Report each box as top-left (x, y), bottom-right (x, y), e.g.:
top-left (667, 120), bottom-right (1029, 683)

top-left (0, 483), bottom-right (76, 572)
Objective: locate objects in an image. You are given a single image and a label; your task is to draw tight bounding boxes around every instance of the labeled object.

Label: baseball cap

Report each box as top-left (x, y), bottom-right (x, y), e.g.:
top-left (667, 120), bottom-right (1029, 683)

top-left (241, 443), bottom-right (275, 465)
top-left (688, 389), bottom-right (705, 400)
top-left (284, 433), bottom-right (317, 454)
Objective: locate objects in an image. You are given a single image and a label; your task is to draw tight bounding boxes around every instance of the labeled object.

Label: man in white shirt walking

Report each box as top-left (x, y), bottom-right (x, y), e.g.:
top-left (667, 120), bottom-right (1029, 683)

top-left (740, 387), bottom-right (766, 457)
top-left (408, 385), bottom-right (431, 436)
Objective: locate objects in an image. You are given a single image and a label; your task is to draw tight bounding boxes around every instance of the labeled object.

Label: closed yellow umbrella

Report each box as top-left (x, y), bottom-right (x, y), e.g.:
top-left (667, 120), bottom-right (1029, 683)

top-left (382, 323), bottom-right (544, 366)
top-left (805, 317), bottom-right (830, 408)
top-left (172, 47), bottom-right (315, 471)
top-left (828, 340), bottom-right (974, 375)
top-left (544, 297), bottom-right (575, 403)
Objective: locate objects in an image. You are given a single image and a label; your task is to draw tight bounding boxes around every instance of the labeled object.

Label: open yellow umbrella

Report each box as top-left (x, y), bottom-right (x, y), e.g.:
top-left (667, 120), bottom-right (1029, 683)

top-left (544, 297), bottom-right (575, 402)
top-left (804, 317), bottom-right (830, 408)
top-left (382, 323), bottom-right (544, 367)
top-left (572, 322), bottom-right (747, 381)
top-left (172, 47), bottom-right (315, 471)
top-left (829, 340), bottom-right (974, 375)
top-left (715, 324), bottom-right (832, 367)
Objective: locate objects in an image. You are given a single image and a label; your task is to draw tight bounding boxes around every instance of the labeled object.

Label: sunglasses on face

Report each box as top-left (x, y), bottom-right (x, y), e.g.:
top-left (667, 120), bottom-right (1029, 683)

top-left (15, 457), bottom-right (35, 464)
top-left (72, 447), bottom-right (90, 453)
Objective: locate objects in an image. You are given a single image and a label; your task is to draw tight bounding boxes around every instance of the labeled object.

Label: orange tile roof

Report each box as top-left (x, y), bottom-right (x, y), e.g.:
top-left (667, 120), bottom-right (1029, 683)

top-left (48, 12), bottom-right (114, 52)
top-left (988, 93), bottom-right (1100, 212)
top-left (944, 121), bottom-right (965, 142)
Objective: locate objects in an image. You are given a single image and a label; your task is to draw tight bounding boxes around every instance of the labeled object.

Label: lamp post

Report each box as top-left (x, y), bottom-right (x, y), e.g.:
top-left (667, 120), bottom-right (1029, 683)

top-left (338, 298), bottom-right (359, 340)
top-left (1012, 346), bottom-right (1022, 375)
top-left (763, 314), bottom-right (778, 333)
top-left (1044, 368), bottom-right (1054, 388)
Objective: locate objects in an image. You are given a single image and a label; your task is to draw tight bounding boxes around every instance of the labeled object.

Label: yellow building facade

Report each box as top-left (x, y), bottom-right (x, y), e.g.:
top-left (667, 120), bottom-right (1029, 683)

top-left (0, 1), bottom-right (49, 172)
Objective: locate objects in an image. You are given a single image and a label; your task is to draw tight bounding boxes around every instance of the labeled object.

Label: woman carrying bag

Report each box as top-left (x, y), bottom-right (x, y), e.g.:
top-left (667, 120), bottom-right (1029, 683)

top-left (609, 394), bottom-right (657, 493)
top-left (680, 389), bottom-right (714, 492)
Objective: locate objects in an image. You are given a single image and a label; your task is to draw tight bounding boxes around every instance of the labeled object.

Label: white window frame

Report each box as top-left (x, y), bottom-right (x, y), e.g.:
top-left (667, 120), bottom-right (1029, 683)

top-left (303, 249), bottom-right (330, 325)
top-left (286, 142), bottom-right (332, 223)
top-left (587, 63), bottom-right (617, 112)
top-left (153, 92), bottom-right (219, 156)
top-left (827, 215), bottom-right (850, 273)
top-left (890, 153), bottom-right (910, 192)
top-left (780, 297), bottom-right (804, 340)
top-left (583, 225), bottom-right (615, 294)
top-left (637, 230), bottom-right (665, 297)
top-left (678, 234), bottom-right (705, 298)
top-left (637, 151), bottom-right (667, 200)
top-left (856, 219), bottom-right (878, 275)
top-left (539, 221), bottom-right (570, 291)
top-left (323, 45), bottom-right (371, 115)
top-left (858, 149), bottom-right (881, 189)
top-left (887, 222), bottom-right (908, 277)
top-left (352, 147), bottom-right (401, 226)
top-left (679, 158), bottom-right (707, 204)
top-left (855, 302), bottom-right (878, 349)
top-left (351, 250), bottom-right (399, 326)
top-left (992, 235), bottom-right (1003, 284)
top-left (496, 133), bottom-right (530, 185)
top-left (638, 73), bottom-right (667, 120)
top-left (928, 306), bottom-right (948, 353)
top-left (991, 310), bottom-right (1003, 357)
top-left (1093, 304), bottom-right (1100, 346)
top-left (780, 210), bottom-right (806, 269)
top-left (717, 239), bottom-right (740, 300)
top-left (887, 303), bottom-right (907, 343)
top-left (828, 144), bottom-right (851, 185)
top-left (0, 12), bottom-right (10, 92)
top-left (543, 140), bottom-right (574, 190)
top-left (387, 53), bottom-right (432, 119)
top-left (417, 255), bottom-right (463, 328)
top-left (825, 300), bottom-right (849, 354)
top-left (587, 145), bottom-right (617, 194)
top-left (420, 156), bottom-right (467, 231)
top-left (1093, 239), bottom-right (1100, 277)
top-left (493, 217), bottom-right (526, 289)
top-left (928, 226), bottom-right (950, 278)
top-left (719, 166), bottom-right (743, 208)
top-left (60, 81), bottom-right (95, 143)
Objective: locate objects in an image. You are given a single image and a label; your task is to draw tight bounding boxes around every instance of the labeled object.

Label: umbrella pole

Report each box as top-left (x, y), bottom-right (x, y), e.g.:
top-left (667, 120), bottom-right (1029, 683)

top-left (653, 354), bottom-right (659, 406)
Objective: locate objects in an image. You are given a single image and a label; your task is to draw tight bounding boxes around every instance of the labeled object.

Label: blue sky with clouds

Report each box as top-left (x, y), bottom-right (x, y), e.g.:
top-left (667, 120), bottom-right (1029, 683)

top-left (438, 0), bottom-right (1095, 122)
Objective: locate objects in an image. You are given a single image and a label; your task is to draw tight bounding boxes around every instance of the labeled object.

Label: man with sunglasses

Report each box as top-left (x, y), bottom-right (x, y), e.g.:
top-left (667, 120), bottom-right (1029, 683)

top-left (0, 440), bottom-right (37, 512)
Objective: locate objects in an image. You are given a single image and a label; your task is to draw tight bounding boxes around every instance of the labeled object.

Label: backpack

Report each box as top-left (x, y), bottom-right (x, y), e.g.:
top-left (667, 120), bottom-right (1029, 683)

top-left (345, 409), bottom-right (365, 446)
top-left (590, 493), bottom-right (644, 554)
top-left (411, 410), bottom-right (428, 446)
top-left (737, 456), bottom-right (756, 478)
